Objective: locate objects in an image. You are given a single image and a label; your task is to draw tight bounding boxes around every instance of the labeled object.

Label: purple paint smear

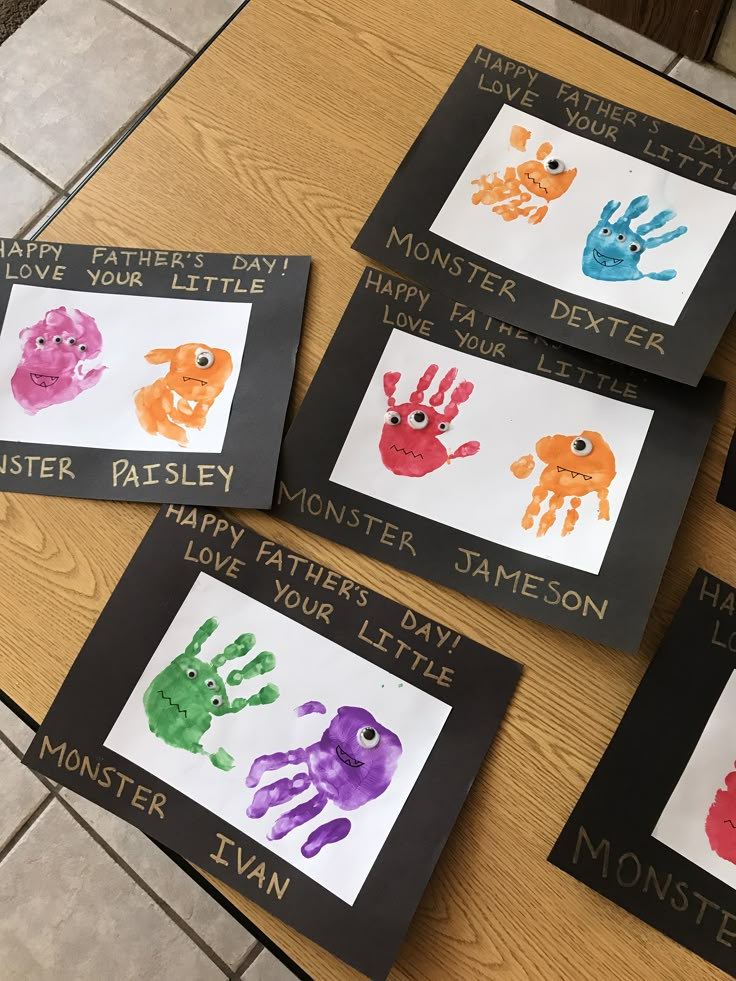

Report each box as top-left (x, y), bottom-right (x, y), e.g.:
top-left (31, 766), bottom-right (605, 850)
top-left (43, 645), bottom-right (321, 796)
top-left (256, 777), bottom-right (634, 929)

top-left (245, 706), bottom-right (402, 857)
top-left (11, 307), bottom-right (106, 414)
top-left (295, 700), bottom-right (326, 717)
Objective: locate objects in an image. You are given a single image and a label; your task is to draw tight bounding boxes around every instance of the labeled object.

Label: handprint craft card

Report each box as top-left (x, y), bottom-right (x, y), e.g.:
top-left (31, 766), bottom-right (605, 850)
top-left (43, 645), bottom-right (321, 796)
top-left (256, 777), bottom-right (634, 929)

top-left (274, 268), bottom-right (722, 651)
top-left (24, 505), bottom-right (521, 980)
top-left (0, 240), bottom-right (310, 505)
top-left (550, 570), bottom-right (736, 979)
top-left (354, 47), bottom-right (736, 385)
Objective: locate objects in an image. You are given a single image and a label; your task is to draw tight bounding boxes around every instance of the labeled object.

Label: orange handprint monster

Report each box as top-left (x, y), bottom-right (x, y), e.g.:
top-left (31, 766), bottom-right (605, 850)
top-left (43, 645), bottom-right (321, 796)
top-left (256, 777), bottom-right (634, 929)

top-left (471, 124), bottom-right (577, 225)
top-left (510, 431), bottom-right (616, 538)
top-left (135, 343), bottom-right (234, 447)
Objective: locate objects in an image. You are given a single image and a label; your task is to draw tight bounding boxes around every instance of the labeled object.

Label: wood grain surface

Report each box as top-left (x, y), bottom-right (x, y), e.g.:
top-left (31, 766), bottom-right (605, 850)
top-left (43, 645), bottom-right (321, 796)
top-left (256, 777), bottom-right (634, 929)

top-left (4, 1), bottom-right (736, 978)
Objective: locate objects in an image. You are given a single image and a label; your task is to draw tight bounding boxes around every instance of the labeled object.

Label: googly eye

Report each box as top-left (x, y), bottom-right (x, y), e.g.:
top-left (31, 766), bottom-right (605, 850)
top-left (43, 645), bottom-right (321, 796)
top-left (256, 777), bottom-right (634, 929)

top-left (438, 421), bottom-right (449, 432)
top-left (205, 679), bottom-right (217, 689)
top-left (600, 227), bottom-right (611, 237)
top-left (617, 234), bottom-right (626, 242)
top-left (53, 335), bottom-right (62, 344)
top-left (384, 410), bottom-right (401, 426)
top-left (66, 337), bottom-right (76, 345)
top-left (629, 243), bottom-right (641, 253)
top-left (571, 436), bottom-right (593, 457)
top-left (211, 695), bottom-right (223, 707)
top-left (78, 344), bottom-right (87, 352)
top-left (194, 347), bottom-right (215, 369)
top-left (186, 668), bottom-right (198, 679)
top-left (408, 410), bottom-right (429, 430)
top-left (544, 158), bottom-right (566, 174)
top-left (357, 726), bottom-right (380, 749)
top-left (35, 337), bottom-right (46, 348)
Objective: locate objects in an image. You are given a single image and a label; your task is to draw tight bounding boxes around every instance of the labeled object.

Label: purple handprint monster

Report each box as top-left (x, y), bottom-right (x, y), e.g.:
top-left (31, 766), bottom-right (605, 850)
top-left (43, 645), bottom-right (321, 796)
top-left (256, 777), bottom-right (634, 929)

top-left (11, 306), bottom-right (107, 414)
top-left (246, 704), bottom-right (402, 858)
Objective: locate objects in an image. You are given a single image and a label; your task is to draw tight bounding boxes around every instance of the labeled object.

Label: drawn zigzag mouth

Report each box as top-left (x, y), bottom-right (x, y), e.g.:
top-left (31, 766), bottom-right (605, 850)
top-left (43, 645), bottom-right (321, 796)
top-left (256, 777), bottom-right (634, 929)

top-left (30, 372), bottom-right (59, 387)
top-left (336, 745), bottom-right (363, 768)
top-left (725, 819), bottom-right (736, 828)
top-left (183, 376), bottom-right (207, 385)
top-left (391, 444), bottom-right (423, 460)
top-left (593, 249), bottom-right (623, 267)
top-left (158, 690), bottom-right (187, 717)
top-left (524, 172), bottom-right (548, 194)
top-left (556, 465), bottom-right (592, 481)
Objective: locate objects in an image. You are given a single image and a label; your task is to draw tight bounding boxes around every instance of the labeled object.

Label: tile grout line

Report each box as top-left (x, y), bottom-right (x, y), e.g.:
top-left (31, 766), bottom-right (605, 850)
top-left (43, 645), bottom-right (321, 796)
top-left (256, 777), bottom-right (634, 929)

top-left (15, 195), bottom-right (67, 240)
top-left (1, 731), bottom-right (250, 976)
top-left (99, 0), bottom-right (197, 56)
top-left (0, 141), bottom-right (63, 195)
top-left (52, 790), bottom-right (241, 977)
top-left (0, 728), bottom-right (24, 757)
top-left (235, 941), bottom-right (264, 975)
top-left (0, 794), bottom-right (54, 865)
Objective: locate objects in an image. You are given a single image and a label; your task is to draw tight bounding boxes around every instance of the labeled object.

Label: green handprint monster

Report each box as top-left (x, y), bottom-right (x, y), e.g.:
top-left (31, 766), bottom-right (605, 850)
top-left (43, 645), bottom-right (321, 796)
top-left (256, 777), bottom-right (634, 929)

top-left (143, 617), bottom-right (279, 771)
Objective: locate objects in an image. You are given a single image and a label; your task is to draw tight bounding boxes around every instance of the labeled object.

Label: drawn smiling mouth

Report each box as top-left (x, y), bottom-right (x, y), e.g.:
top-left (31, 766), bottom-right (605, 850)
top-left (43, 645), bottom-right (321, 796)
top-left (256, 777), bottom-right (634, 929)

top-left (336, 745), bottom-right (363, 768)
top-left (29, 372), bottom-right (59, 387)
top-left (183, 376), bottom-right (207, 385)
top-left (593, 249), bottom-right (623, 267)
top-left (158, 690), bottom-right (187, 717)
top-left (391, 444), bottom-right (423, 459)
top-left (524, 172), bottom-right (548, 194)
top-left (556, 465), bottom-right (592, 480)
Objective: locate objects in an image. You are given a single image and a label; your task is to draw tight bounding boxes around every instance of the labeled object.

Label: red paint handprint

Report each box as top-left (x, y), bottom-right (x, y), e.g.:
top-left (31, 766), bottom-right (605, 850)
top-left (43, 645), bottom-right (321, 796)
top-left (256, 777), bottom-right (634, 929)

top-left (379, 364), bottom-right (480, 477)
top-left (706, 762), bottom-right (736, 864)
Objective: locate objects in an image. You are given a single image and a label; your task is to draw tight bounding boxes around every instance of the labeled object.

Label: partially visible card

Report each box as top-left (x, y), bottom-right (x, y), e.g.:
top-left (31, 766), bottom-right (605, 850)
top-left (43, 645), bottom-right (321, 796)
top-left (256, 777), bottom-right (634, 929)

top-left (550, 570), bottom-right (736, 977)
top-left (24, 505), bottom-right (521, 980)
top-left (354, 46), bottom-right (736, 385)
top-left (274, 266), bottom-right (723, 652)
top-left (0, 240), bottom-right (310, 506)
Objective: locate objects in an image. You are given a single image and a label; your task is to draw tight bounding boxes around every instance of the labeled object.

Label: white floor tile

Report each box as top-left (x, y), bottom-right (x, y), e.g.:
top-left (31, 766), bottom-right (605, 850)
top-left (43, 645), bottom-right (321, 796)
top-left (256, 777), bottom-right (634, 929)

top-left (17, 194), bottom-right (69, 239)
top-left (0, 800), bottom-right (226, 980)
top-left (0, 0), bottom-right (188, 188)
top-left (61, 787), bottom-right (258, 969)
top-left (243, 948), bottom-right (300, 981)
top-left (669, 57), bottom-right (736, 110)
top-left (0, 150), bottom-right (56, 238)
top-left (116, 0), bottom-right (242, 51)
top-left (0, 698), bottom-right (36, 754)
top-left (0, 741), bottom-right (49, 849)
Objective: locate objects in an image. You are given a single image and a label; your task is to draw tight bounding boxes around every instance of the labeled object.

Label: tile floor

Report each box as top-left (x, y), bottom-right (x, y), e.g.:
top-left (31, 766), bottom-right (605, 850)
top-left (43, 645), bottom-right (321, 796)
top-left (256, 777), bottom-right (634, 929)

top-left (0, 696), bottom-right (302, 981)
top-left (2, 0), bottom-right (736, 977)
top-left (4, 0), bottom-right (736, 243)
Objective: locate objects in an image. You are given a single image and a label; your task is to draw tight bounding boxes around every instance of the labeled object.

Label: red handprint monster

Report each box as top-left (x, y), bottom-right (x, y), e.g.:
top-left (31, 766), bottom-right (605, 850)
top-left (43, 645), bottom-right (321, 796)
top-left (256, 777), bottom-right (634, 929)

top-left (706, 762), bottom-right (736, 865)
top-left (380, 364), bottom-right (480, 477)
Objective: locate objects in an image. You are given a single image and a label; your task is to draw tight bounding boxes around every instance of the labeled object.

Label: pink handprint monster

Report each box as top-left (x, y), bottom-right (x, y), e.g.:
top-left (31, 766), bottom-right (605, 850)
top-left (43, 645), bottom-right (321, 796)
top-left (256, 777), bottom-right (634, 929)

top-left (380, 364), bottom-right (480, 477)
top-left (11, 306), bottom-right (106, 415)
top-left (705, 761), bottom-right (736, 864)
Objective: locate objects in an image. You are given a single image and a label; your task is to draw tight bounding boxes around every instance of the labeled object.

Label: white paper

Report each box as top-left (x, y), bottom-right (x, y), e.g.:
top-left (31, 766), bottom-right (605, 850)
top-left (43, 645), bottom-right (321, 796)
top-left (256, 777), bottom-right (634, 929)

top-left (330, 330), bottom-right (653, 575)
top-left (105, 572), bottom-right (451, 905)
top-left (0, 285), bottom-right (251, 452)
top-left (431, 104), bottom-right (736, 326)
top-left (654, 671), bottom-right (736, 889)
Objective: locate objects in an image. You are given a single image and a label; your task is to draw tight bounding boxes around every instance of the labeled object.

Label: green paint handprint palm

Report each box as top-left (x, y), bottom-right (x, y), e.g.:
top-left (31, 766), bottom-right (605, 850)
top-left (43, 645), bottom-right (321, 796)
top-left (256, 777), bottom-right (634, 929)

top-left (143, 618), bottom-right (279, 771)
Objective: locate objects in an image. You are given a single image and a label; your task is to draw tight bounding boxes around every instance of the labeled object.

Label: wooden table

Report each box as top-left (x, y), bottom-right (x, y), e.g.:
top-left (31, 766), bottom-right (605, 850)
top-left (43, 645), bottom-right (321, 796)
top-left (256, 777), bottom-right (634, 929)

top-left (4, 1), bottom-right (736, 978)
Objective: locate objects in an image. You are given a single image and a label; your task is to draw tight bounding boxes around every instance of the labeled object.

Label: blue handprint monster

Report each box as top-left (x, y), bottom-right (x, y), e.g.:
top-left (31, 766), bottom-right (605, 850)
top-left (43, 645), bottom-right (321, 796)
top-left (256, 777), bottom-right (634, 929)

top-left (582, 196), bottom-right (687, 283)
